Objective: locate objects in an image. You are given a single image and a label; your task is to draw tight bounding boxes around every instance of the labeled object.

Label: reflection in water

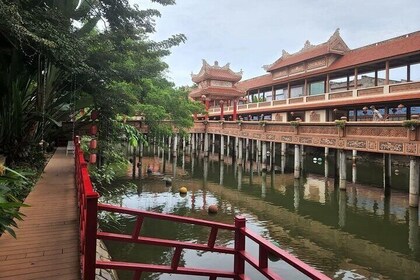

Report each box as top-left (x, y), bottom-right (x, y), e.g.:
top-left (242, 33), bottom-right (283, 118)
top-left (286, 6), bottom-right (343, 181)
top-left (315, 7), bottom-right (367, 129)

top-left (101, 146), bottom-right (420, 280)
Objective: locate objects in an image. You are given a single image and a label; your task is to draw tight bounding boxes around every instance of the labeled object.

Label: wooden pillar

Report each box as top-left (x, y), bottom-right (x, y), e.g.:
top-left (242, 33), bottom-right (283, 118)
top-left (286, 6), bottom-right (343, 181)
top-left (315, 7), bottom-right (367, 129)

top-left (374, 69), bottom-right (378, 86)
top-left (233, 99), bottom-right (238, 121)
top-left (304, 79), bottom-right (308, 96)
top-left (385, 61), bottom-right (390, 85)
top-left (325, 74), bottom-right (330, 93)
top-left (407, 63), bottom-right (411, 82)
top-left (346, 75), bottom-right (350, 90)
top-left (339, 149), bottom-right (347, 190)
top-left (354, 68), bottom-right (358, 89)
top-left (287, 83), bottom-right (291, 99)
top-left (294, 145), bottom-right (300, 179)
top-left (409, 157), bottom-right (419, 207)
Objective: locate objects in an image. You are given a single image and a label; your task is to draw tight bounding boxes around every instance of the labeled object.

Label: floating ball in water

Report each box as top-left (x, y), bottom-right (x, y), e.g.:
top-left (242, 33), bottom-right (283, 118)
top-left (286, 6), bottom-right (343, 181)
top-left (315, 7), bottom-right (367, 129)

top-left (179, 186), bottom-right (188, 194)
top-left (208, 205), bottom-right (218, 214)
top-left (394, 169), bottom-right (399, 175)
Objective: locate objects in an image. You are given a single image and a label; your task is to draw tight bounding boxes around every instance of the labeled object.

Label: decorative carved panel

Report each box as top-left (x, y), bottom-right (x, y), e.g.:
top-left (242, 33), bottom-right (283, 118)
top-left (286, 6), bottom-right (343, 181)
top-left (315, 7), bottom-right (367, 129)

top-left (273, 69), bottom-right (288, 79)
top-left (289, 63), bottom-right (305, 74)
top-left (211, 80), bottom-right (233, 87)
top-left (273, 100), bottom-right (287, 106)
top-left (389, 82), bottom-right (420, 93)
top-left (320, 138), bottom-right (337, 146)
top-left (281, 136), bottom-right (293, 142)
top-left (379, 142), bottom-right (403, 152)
top-left (346, 140), bottom-right (367, 149)
top-left (405, 143), bottom-right (417, 154)
top-left (300, 126), bottom-right (337, 135)
top-left (310, 113), bottom-right (321, 122)
top-left (328, 90), bottom-right (352, 99)
top-left (357, 87), bottom-right (383, 96)
top-left (307, 95), bottom-right (326, 102)
top-left (289, 97), bottom-right (304, 104)
top-left (299, 137), bottom-right (313, 144)
top-left (267, 125), bottom-right (294, 133)
top-left (307, 57), bottom-right (327, 70)
top-left (347, 127), bottom-right (406, 138)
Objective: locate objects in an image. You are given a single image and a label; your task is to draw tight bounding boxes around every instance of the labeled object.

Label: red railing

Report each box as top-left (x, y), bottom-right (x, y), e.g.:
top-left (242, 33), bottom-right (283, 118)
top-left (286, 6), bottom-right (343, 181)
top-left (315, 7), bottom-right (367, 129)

top-left (75, 138), bottom-right (331, 280)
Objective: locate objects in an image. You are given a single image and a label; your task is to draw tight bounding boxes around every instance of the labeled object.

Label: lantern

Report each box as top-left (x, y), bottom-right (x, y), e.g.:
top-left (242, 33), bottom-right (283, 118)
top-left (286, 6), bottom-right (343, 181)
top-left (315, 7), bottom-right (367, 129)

top-left (91, 110), bottom-right (99, 121)
top-left (89, 139), bottom-right (97, 149)
top-left (90, 125), bottom-right (98, 135)
top-left (89, 153), bottom-right (97, 164)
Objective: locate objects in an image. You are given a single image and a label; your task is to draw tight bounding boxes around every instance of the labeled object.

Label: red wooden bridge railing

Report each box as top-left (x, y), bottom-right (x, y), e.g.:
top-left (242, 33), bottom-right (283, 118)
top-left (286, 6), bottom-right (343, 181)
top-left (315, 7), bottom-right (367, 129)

top-left (74, 137), bottom-right (331, 280)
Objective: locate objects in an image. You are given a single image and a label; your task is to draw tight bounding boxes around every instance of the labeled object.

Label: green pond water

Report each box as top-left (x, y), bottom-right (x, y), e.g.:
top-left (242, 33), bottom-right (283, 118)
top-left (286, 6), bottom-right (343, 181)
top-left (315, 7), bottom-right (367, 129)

top-left (98, 146), bottom-right (420, 280)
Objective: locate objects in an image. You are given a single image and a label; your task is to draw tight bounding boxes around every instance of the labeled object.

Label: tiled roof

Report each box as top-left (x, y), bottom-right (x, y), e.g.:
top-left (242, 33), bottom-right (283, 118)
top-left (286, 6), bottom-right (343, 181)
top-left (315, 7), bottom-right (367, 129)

top-left (329, 31), bottom-right (420, 70)
top-left (192, 60), bottom-right (242, 83)
top-left (239, 31), bottom-right (420, 91)
top-left (237, 74), bottom-right (274, 91)
top-left (267, 43), bottom-right (331, 71)
top-left (189, 86), bottom-right (245, 98)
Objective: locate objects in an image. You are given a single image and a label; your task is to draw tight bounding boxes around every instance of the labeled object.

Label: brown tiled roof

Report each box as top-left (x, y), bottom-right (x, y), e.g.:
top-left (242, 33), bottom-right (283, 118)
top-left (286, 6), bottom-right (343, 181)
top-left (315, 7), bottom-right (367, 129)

top-left (239, 31), bottom-right (420, 91)
top-left (267, 44), bottom-right (331, 71)
top-left (192, 60), bottom-right (242, 83)
top-left (329, 31), bottom-right (420, 70)
top-left (189, 86), bottom-right (244, 98)
top-left (237, 74), bottom-right (274, 91)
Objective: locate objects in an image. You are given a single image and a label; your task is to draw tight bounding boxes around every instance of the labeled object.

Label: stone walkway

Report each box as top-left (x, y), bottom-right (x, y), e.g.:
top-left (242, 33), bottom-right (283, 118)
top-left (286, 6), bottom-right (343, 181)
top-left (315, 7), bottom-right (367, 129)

top-left (0, 148), bottom-right (80, 280)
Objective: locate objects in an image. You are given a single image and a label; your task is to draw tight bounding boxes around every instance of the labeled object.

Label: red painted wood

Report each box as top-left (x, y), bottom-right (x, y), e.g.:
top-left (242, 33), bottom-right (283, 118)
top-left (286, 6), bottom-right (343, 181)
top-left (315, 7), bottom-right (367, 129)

top-left (131, 216), bottom-right (144, 239)
top-left (171, 246), bottom-right (182, 270)
top-left (234, 216), bottom-right (246, 278)
top-left (259, 245), bottom-right (268, 269)
top-left (207, 226), bottom-right (218, 248)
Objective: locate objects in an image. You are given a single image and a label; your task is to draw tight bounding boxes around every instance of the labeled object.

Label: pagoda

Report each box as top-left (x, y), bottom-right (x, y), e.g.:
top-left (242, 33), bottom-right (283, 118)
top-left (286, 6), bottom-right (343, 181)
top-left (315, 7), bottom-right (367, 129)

top-left (190, 60), bottom-right (245, 120)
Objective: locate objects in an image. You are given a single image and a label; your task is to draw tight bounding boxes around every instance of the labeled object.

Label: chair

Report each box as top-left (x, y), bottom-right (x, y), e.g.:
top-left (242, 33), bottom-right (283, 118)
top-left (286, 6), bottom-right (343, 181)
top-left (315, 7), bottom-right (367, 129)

top-left (66, 141), bottom-right (75, 156)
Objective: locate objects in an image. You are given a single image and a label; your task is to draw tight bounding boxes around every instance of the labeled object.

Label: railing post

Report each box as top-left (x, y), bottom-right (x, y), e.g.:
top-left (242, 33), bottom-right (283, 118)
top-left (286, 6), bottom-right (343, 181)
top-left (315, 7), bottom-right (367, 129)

top-left (234, 216), bottom-right (246, 279)
top-left (84, 192), bottom-right (98, 280)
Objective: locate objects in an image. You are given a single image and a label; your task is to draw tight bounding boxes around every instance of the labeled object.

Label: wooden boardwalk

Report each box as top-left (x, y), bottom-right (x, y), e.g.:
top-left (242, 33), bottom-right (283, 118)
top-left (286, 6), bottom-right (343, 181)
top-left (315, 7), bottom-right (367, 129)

top-left (0, 148), bottom-right (80, 280)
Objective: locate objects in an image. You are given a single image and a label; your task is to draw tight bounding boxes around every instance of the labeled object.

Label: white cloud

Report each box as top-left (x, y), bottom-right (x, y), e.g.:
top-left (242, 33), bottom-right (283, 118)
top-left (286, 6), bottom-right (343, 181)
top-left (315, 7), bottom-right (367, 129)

top-left (132, 0), bottom-right (420, 86)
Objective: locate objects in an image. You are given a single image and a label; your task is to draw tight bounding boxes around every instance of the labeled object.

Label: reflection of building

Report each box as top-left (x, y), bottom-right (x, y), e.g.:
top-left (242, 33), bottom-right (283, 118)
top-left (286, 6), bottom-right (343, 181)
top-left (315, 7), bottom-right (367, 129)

top-left (190, 29), bottom-right (420, 122)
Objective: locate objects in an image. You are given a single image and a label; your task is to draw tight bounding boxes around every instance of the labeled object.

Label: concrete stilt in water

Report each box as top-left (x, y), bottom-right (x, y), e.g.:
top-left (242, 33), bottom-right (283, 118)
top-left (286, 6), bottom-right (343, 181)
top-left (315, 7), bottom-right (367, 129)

top-left (262, 141), bottom-right (267, 171)
top-left (168, 136), bottom-right (172, 153)
top-left (132, 146), bottom-right (137, 179)
top-left (191, 133), bottom-right (196, 154)
top-left (409, 157), bottom-right (420, 207)
top-left (220, 135), bottom-right (225, 161)
top-left (188, 134), bottom-right (192, 154)
top-left (257, 140), bottom-right (261, 165)
top-left (237, 164), bottom-right (243, 190)
top-left (383, 153), bottom-right (392, 194)
top-left (338, 190), bottom-right (347, 228)
top-left (219, 162), bottom-right (224, 185)
top-left (227, 136), bottom-right (230, 157)
top-left (293, 179), bottom-right (300, 211)
top-left (172, 134), bottom-right (178, 158)
top-left (199, 133), bottom-right (204, 152)
top-left (324, 157), bottom-right (329, 178)
top-left (238, 138), bottom-right (243, 163)
top-left (408, 207), bottom-right (419, 254)
top-left (324, 147), bottom-right (329, 158)
top-left (294, 145), bottom-right (300, 179)
top-left (211, 133), bottom-right (215, 154)
top-left (271, 142), bottom-right (276, 171)
top-left (339, 149), bottom-right (347, 190)
top-left (204, 133), bottom-right (209, 157)
top-left (281, 142), bottom-right (286, 174)
top-left (352, 150), bottom-right (357, 183)
top-left (182, 137), bottom-right (186, 153)
top-left (261, 171), bottom-right (266, 198)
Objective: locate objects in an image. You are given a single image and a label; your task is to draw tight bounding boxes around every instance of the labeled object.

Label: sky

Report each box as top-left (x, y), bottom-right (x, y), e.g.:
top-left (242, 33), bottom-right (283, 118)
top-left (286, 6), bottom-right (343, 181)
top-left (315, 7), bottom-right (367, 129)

top-left (131, 0), bottom-right (420, 86)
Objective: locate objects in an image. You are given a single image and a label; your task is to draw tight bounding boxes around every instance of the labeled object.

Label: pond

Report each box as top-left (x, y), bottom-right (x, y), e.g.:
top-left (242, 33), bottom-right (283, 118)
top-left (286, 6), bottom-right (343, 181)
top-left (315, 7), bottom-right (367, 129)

top-left (98, 145), bottom-right (420, 280)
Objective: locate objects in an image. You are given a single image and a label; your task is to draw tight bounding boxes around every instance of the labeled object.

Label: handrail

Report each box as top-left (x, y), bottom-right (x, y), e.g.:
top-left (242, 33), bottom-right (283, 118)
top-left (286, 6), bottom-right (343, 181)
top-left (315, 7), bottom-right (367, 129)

top-left (74, 137), bottom-right (331, 280)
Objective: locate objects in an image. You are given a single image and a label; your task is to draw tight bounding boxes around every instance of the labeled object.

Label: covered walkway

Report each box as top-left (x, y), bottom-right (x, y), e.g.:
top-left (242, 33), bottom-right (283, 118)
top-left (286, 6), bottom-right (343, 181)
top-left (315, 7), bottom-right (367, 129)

top-left (0, 148), bottom-right (80, 280)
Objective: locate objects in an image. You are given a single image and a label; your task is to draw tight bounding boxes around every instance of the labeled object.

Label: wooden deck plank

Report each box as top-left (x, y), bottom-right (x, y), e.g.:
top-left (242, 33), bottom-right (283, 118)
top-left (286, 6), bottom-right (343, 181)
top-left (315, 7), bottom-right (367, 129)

top-left (0, 148), bottom-right (80, 280)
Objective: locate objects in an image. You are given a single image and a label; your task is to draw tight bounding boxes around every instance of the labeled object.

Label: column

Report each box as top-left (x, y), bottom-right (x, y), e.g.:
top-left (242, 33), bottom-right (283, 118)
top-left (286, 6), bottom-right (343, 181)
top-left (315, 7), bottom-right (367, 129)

top-left (280, 143), bottom-right (286, 174)
top-left (219, 162), bottom-right (224, 185)
top-left (191, 133), bottom-right (196, 154)
top-left (220, 135), bottom-right (225, 161)
top-left (261, 171), bottom-right (266, 198)
top-left (294, 145), bottom-right (300, 179)
top-left (233, 99), bottom-right (238, 121)
top-left (227, 136), bottom-right (230, 157)
top-left (408, 207), bottom-right (419, 254)
top-left (293, 179), bottom-right (300, 211)
top-left (262, 141), bottom-right (267, 171)
top-left (409, 157), bottom-right (420, 207)
top-left (211, 133), bottom-right (215, 154)
top-left (257, 140), bottom-right (261, 165)
top-left (182, 137), bottom-right (186, 153)
top-left (354, 67), bottom-right (358, 89)
top-left (383, 153), bottom-right (391, 194)
top-left (238, 138), bottom-right (243, 163)
top-left (204, 133), bottom-right (209, 157)
top-left (172, 134), bottom-right (178, 157)
top-left (271, 142), bottom-right (275, 172)
top-left (237, 165), bottom-right (243, 190)
top-left (385, 61), bottom-right (390, 85)
top-left (339, 150), bottom-right (347, 190)
top-left (352, 150), bottom-right (357, 183)
top-left (338, 190), bottom-right (347, 228)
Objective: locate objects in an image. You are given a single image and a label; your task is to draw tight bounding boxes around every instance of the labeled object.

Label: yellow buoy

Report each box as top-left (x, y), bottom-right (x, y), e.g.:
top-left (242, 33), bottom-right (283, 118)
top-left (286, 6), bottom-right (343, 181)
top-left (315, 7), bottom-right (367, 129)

top-left (179, 186), bottom-right (188, 194)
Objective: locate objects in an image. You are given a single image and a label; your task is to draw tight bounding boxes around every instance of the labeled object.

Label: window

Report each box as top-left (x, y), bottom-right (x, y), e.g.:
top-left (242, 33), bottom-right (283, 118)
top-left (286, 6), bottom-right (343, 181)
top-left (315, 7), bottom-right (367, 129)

top-left (309, 81), bottom-right (325, 95)
top-left (290, 85), bottom-right (304, 98)
top-left (274, 88), bottom-right (287, 100)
